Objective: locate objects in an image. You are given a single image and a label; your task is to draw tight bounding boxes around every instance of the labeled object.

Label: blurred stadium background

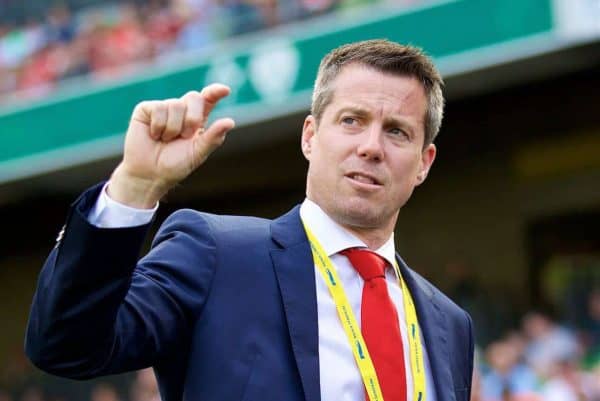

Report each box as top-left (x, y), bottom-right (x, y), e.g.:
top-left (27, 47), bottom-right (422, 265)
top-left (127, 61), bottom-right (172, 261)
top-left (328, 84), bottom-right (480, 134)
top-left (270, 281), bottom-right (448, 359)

top-left (1, 0), bottom-right (599, 400)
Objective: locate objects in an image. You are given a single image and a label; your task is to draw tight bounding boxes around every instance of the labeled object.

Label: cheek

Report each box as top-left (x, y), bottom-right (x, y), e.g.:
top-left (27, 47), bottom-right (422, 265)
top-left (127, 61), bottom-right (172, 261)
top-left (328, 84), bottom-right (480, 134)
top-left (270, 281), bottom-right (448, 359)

top-left (315, 140), bottom-right (342, 167)
top-left (310, 146), bottom-right (337, 183)
top-left (391, 156), bottom-right (421, 183)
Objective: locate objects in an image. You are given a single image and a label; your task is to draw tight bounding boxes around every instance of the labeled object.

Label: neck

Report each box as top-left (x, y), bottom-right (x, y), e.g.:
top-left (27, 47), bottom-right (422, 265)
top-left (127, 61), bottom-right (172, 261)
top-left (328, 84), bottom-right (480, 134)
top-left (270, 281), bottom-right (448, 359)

top-left (305, 190), bottom-right (397, 250)
top-left (339, 223), bottom-right (392, 250)
top-left (306, 198), bottom-right (395, 249)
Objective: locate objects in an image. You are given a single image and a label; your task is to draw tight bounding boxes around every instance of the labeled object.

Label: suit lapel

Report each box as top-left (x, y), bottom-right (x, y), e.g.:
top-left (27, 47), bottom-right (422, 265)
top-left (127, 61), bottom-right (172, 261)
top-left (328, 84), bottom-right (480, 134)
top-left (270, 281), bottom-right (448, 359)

top-left (397, 255), bottom-right (456, 401)
top-left (270, 206), bottom-right (320, 401)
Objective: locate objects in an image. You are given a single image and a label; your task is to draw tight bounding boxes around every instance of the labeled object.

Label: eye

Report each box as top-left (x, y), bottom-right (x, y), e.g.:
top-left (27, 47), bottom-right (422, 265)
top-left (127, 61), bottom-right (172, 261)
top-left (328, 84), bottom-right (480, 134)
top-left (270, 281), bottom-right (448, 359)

top-left (341, 116), bottom-right (358, 125)
top-left (388, 127), bottom-right (409, 138)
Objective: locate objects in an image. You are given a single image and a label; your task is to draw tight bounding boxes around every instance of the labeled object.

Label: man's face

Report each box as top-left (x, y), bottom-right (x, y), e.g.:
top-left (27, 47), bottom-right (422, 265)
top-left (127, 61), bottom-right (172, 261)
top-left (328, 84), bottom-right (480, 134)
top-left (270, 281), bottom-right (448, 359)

top-left (302, 64), bottom-right (436, 235)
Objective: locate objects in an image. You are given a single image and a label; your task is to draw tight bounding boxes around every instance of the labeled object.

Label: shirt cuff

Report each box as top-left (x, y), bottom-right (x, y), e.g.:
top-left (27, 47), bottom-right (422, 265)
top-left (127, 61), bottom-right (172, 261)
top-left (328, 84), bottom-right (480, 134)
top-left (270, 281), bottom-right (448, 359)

top-left (87, 182), bottom-right (158, 228)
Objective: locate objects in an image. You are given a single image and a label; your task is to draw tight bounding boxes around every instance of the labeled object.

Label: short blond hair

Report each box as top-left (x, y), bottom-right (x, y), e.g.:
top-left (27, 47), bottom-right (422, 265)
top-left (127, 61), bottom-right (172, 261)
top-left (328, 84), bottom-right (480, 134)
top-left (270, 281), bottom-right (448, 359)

top-left (311, 39), bottom-right (444, 146)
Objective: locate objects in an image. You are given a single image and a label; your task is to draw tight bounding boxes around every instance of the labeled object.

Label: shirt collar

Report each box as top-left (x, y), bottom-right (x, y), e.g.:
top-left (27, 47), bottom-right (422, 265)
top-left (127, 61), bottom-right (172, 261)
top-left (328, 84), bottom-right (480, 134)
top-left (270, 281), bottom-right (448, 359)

top-left (299, 198), bottom-right (398, 272)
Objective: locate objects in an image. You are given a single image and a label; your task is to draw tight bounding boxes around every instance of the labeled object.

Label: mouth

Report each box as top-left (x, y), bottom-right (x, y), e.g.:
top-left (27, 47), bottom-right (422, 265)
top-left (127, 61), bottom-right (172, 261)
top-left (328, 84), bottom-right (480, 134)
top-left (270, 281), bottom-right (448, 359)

top-left (345, 172), bottom-right (383, 187)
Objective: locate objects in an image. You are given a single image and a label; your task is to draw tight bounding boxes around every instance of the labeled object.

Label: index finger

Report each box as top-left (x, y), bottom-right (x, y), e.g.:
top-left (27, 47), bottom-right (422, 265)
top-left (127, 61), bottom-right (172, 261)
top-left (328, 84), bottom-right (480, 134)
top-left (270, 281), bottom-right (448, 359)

top-left (200, 83), bottom-right (231, 121)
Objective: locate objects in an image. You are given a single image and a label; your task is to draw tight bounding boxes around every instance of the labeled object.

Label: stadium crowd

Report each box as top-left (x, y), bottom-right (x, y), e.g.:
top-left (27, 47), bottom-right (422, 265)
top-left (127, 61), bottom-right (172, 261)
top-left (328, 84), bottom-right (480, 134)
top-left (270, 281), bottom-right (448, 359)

top-left (472, 304), bottom-right (600, 401)
top-left (447, 261), bottom-right (600, 401)
top-left (0, 367), bottom-right (160, 401)
top-left (0, 0), bottom-right (422, 103)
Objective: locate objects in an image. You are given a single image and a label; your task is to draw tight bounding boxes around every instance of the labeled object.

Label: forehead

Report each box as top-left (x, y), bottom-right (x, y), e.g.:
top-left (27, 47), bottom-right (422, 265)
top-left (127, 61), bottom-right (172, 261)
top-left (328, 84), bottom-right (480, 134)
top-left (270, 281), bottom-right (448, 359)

top-left (326, 64), bottom-right (427, 121)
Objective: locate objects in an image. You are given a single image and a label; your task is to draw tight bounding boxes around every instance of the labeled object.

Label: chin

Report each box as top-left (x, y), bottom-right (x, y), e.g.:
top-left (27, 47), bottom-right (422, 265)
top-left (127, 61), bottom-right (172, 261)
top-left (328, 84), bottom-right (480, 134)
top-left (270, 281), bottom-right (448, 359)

top-left (334, 199), bottom-right (388, 229)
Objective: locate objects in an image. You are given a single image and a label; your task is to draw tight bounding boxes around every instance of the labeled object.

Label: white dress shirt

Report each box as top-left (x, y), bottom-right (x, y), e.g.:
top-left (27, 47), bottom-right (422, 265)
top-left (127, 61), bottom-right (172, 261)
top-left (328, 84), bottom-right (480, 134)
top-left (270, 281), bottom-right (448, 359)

top-left (88, 183), bottom-right (158, 228)
top-left (88, 187), bottom-right (437, 401)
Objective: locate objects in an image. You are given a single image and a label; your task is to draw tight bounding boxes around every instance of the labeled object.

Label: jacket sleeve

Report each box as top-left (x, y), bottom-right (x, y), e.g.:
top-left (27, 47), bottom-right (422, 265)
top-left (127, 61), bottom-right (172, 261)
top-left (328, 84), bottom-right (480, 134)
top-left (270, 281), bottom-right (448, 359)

top-left (25, 184), bottom-right (217, 379)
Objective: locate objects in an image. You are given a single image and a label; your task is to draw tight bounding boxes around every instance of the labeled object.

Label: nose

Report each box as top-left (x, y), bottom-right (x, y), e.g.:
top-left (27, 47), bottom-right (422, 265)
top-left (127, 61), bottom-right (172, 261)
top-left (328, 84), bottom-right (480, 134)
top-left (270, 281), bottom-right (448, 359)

top-left (356, 125), bottom-right (384, 162)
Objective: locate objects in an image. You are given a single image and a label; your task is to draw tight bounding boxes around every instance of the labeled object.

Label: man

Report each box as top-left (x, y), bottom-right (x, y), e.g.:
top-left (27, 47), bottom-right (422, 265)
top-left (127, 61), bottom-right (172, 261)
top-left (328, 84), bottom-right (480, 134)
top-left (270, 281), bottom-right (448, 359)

top-left (26, 40), bottom-right (474, 401)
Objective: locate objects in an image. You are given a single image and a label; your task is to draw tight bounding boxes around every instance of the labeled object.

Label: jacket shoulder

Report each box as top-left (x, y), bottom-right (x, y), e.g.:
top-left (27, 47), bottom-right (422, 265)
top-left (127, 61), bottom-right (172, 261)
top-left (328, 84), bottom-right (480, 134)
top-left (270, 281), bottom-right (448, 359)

top-left (164, 209), bottom-right (272, 231)
top-left (157, 208), bottom-right (274, 245)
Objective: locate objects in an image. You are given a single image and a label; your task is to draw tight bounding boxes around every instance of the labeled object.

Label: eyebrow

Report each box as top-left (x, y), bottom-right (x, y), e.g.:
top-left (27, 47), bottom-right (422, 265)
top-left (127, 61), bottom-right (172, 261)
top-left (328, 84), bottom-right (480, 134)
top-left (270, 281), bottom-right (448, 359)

top-left (334, 106), bottom-right (371, 121)
top-left (335, 105), bottom-right (419, 135)
top-left (383, 116), bottom-right (414, 132)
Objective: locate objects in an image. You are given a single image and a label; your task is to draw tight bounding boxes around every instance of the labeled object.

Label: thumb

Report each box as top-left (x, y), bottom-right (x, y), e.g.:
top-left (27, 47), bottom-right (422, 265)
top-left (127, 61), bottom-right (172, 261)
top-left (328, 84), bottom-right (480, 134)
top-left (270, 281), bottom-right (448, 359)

top-left (191, 117), bottom-right (235, 166)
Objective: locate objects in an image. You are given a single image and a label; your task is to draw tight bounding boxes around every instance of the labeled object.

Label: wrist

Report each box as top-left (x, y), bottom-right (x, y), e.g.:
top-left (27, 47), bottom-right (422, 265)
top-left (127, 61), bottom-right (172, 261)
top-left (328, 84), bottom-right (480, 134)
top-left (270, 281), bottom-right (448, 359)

top-left (107, 165), bottom-right (171, 209)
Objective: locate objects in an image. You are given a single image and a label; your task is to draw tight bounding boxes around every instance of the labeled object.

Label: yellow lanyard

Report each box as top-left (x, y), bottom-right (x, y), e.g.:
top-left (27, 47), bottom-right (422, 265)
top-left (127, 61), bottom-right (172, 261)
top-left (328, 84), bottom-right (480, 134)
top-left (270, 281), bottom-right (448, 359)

top-left (302, 221), bottom-right (427, 401)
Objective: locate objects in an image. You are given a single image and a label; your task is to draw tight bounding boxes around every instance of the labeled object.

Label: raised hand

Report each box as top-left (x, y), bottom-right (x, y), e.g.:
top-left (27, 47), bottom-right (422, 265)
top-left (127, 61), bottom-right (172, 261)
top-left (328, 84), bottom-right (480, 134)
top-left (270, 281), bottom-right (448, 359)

top-left (107, 84), bottom-right (235, 208)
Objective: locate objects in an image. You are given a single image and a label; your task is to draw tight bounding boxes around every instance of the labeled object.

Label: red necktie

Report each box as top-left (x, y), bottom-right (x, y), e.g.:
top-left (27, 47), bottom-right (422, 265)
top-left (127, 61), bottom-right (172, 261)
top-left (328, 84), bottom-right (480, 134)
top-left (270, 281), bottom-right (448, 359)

top-left (341, 248), bottom-right (407, 401)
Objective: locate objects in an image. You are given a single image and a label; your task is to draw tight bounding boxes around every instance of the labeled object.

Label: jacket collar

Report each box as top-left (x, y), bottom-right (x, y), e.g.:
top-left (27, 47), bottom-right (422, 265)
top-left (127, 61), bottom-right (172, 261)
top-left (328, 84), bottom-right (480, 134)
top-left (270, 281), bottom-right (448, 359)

top-left (270, 206), bottom-right (321, 401)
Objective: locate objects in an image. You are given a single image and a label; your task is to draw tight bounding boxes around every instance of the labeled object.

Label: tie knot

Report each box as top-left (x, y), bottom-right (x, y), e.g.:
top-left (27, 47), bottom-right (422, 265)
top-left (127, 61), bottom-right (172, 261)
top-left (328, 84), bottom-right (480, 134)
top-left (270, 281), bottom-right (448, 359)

top-left (341, 248), bottom-right (387, 281)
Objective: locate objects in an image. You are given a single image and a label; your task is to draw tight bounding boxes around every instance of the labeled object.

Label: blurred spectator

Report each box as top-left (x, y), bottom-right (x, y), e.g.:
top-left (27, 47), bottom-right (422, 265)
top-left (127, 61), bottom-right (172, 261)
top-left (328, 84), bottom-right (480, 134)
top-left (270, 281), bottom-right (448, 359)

top-left (0, 21), bottom-right (45, 70)
top-left (145, 0), bottom-right (186, 55)
top-left (471, 369), bottom-right (482, 401)
top-left (129, 369), bottom-right (159, 401)
top-left (0, 346), bottom-right (35, 394)
top-left (171, 5), bottom-right (217, 53)
top-left (91, 4), bottom-right (152, 78)
top-left (581, 289), bottom-right (600, 372)
top-left (480, 339), bottom-right (540, 401)
top-left (90, 383), bottom-right (121, 401)
top-left (0, 389), bottom-right (13, 401)
top-left (59, 32), bottom-right (92, 79)
top-left (19, 386), bottom-right (45, 401)
top-left (584, 364), bottom-right (600, 400)
top-left (539, 358), bottom-right (596, 401)
top-left (44, 5), bottom-right (76, 44)
top-left (18, 43), bottom-right (62, 94)
top-left (587, 290), bottom-right (600, 348)
top-left (221, 0), bottom-right (267, 35)
top-left (300, 0), bottom-right (338, 14)
top-left (522, 311), bottom-right (580, 378)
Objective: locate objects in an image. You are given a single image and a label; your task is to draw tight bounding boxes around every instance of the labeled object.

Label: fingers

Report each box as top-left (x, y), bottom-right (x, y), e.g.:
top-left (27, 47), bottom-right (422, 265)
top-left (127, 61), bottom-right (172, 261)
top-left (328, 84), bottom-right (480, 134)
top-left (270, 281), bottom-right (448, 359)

top-left (149, 102), bottom-right (167, 140)
top-left (179, 84), bottom-right (231, 139)
top-left (132, 101), bottom-right (166, 140)
top-left (199, 84), bottom-right (231, 121)
top-left (162, 99), bottom-right (186, 142)
top-left (180, 91), bottom-right (204, 139)
top-left (191, 117), bottom-right (235, 166)
top-left (131, 83), bottom-right (232, 143)
top-left (203, 117), bottom-right (236, 147)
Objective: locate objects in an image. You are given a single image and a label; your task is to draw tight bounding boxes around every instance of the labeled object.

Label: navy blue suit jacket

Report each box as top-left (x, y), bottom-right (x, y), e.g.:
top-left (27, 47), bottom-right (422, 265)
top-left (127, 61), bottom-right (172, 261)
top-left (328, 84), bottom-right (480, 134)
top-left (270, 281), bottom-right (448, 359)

top-left (26, 184), bottom-right (474, 401)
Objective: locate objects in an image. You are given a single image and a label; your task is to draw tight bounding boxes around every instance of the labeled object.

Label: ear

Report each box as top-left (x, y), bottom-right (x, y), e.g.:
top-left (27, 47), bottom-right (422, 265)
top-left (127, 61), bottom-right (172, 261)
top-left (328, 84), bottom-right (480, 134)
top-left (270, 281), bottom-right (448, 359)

top-left (301, 115), bottom-right (316, 160)
top-left (416, 143), bottom-right (436, 185)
